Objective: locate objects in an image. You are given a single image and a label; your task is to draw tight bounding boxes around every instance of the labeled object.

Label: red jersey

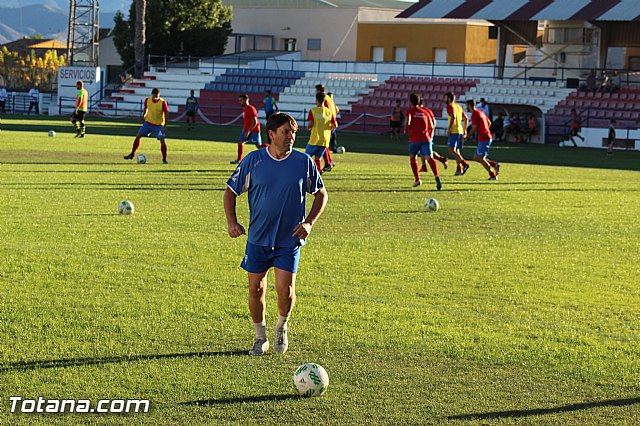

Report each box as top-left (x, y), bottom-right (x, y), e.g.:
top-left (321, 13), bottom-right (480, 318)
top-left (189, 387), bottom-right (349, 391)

top-left (405, 106), bottom-right (435, 142)
top-left (471, 109), bottom-right (492, 142)
top-left (242, 105), bottom-right (260, 132)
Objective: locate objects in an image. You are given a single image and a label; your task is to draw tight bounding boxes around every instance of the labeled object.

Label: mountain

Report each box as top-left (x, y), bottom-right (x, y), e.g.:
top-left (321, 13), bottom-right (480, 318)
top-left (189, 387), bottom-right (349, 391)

top-left (0, 4), bottom-right (119, 44)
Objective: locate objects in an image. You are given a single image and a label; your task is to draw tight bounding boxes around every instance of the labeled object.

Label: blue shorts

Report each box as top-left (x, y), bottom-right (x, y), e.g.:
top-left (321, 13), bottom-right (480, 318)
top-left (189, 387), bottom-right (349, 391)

top-left (305, 144), bottom-right (326, 158)
top-left (240, 131), bottom-right (262, 145)
top-left (138, 122), bottom-right (165, 139)
top-left (476, 140), bottom-right (492, 157)
top-left (447, 134), bottom-right (463, 150)
top-left (408, 142), bottom-right (433, 157)
top-left (241, 243), bottom-right (301, 274)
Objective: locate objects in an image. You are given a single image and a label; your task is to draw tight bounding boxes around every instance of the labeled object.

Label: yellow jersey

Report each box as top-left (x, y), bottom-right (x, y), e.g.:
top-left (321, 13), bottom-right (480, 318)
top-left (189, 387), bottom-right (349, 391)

top-left (446, 102), bottom-right (466, 135)
top-left (308, 106), bottom-right (336, 147)
top-left (75, 88), bottom-right (88, 112)
top-left (145, 96), bottom-right (168, 126)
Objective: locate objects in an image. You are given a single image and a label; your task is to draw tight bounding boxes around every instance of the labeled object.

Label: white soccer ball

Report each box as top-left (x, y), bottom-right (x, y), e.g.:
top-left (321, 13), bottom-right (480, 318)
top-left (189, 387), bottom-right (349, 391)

top-left (336, 146), bottom-right (346, 154)
top-left (424, 198), bottom-right (439, 212)
top-left (293, 363), bottom-right (329, 397)
top-left (136, 154), bottom-right (147, 164)
top-left (48, 130), bottom-right (56, 137)
top-left (118, 200), bottom-right (134, 215)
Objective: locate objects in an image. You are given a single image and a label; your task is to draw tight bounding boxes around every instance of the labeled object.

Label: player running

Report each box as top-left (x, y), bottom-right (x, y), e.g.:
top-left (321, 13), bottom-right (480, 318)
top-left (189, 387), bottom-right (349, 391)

top-left (231, 94), bottom-right (268, 164)
top-left (306, 92), bottom-right (337, 173)
top-left (465, 99), bottom-right (500, 180)
top-left (444, 92), bottom-right (470, 176)
top-left (417, 96), bottom-right (448, 174)
top-left (264, 90), bottom-right (279, 144)
top-left (315, 84), bottom-right (337, 171)
top-left (224, 112), bottom-right (328, 356)
top-left (405, 93), bottom-right (442, 190)
top-left (123, 88), bottom-right (169, 164)
top-left (71, 80), bottom-right (88, 138)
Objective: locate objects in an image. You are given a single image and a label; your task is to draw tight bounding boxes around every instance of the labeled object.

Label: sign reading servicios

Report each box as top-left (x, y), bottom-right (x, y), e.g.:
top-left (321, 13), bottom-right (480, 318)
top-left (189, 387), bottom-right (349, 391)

top-left (57, 67), bottom-right (102, 114)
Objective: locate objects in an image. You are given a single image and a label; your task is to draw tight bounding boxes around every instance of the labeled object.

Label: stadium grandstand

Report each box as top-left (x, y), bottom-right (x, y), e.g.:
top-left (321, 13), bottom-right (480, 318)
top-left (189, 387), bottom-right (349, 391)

top-left (51, 0), bottom-right (640, 151)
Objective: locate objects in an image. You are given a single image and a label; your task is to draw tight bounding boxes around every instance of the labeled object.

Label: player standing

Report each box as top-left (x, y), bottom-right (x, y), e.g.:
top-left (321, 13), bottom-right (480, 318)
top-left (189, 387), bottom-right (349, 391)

top-left (306, 92), bottom-right (337, 173)
top-left (405, 93), bottom-right (441, 190)
top-left (314, 84), bottom-right (336, 171)
top-left (71, 80), bottom-right (88, 138)
top-left (123, 88), bottom-right (169, 164)
top-left (444, 92), bottom-right (469, 175)
top-left (569, 108), bottom-right (584, 147)
top-left (224, 112), bottom-right (328, 355)
top-left (465, 99), bottom-right (500, 180)
top-left (264, 90), bottom-right (279, 144)
top-left (185, 90), bottom-right (199, 131)
top-left (607, 119), bottom-right (616, 155)
top-left (231, 94), bottom-right (268, 165)
top-left (389, 99), bottom-right (403, 141)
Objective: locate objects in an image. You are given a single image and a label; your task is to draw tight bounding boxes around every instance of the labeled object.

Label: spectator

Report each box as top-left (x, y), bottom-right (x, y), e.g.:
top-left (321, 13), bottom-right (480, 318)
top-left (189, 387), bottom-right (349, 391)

top-left (478, 98), bottom-right (490, 118)
top-left (507, 112), bottom-right (521, 141)
top-left (490, 112), bottom-right (504, 142)
top-left (607, 119), bottom-right (616, 156)
top-left (596, 69), bottom-right (608, 92)
top-left (0, 85), bottom-right (7, 113)
top-left (582, 69), bottom-right (597, 92)
top-left (607, 71), bottom-right (621, 93)
top-left (524, 113), bottom-right (537, 142)
top-left (27, 86), bottom-right (40, 114)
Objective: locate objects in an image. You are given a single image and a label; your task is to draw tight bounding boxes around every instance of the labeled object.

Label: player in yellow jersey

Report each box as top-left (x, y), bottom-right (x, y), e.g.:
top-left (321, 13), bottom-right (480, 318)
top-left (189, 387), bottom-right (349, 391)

top-left (71, 80), bottom-right (89, 138)
top-left (306, 92), bottom-right (337, 173)
top-left (315, 84), bottom-right (337, 171)
top-left (124, 88), bottom-right (169, 163)
top-left (444, 92), bottom-right (470, 175)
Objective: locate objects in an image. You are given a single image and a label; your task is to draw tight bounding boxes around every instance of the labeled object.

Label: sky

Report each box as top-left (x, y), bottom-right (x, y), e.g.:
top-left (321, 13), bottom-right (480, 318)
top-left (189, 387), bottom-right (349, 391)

top-left (4, 0), bottom-right (129, 13)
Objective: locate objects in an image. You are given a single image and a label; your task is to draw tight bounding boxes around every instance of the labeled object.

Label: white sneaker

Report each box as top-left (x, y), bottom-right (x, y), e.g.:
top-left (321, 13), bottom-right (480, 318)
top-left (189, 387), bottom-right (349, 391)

top-left (412, 179), bottom-right (422, 187)
top-left (273, 327), bottom-right (288, 354)
top-left (248, 338), bottom-right (269, 356)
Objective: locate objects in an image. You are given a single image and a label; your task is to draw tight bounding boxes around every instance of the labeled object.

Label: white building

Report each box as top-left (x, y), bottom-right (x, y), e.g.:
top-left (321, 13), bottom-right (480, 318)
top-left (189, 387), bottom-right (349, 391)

top-left (222, 0), bottom-right (410, 61)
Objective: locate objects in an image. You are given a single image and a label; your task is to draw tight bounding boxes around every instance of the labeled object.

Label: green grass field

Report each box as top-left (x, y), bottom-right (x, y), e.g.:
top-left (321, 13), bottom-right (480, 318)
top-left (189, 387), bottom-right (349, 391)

top-left (0, 116), bottom-right (638, 425)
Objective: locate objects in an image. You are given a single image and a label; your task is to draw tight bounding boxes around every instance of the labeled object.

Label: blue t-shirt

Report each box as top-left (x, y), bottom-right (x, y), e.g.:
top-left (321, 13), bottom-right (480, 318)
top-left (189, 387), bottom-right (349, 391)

top-left (226, 148), bottom-right (324, 248)
top-left (264, 97), bottom-right (277, 113)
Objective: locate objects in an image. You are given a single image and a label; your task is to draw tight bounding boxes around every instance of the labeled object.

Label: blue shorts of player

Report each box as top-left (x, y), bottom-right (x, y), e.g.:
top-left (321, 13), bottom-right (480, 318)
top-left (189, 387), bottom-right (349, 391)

top-left (241, 243), bottom-right (301, 273)
top-left (408, 141), bottom-right (433, 156)
top-left (305, 145), bottom-right (326, 158)
top-left (447, 134), bottom-right (464, 150)
top-left (239, 130), bottom-right (262, 145)
top-left (476, 140), bottom-right (492, 157)
top-left (138, 122), bottom-right (165, 139)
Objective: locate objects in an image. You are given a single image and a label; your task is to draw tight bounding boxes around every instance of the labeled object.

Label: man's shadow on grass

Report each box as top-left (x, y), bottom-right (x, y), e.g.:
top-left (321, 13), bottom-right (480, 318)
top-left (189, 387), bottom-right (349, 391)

top-left (449, 396), bottom-right (640, 420)
top-left (181, 394), bottom-right (301, 406)
top-left (0, 350), bottom-right (246, 373)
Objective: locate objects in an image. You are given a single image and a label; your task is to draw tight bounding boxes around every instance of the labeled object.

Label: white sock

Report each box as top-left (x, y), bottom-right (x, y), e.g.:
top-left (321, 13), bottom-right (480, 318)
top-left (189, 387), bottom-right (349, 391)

top-left (253, 321), bottom-right (267, 340)
top-left (275, 315), bottom-right (289, 330)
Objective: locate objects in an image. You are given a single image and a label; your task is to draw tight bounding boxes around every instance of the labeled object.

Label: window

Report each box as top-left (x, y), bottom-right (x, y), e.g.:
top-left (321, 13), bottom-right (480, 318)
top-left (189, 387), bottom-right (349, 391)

top-left (545, 27), bottom-right (593, 44)
top-left (371, 47), bottom-right (384, 62)
top-left (434, 48), bottom-right (447, 63)
top-left (307, 38), bottom-right (321, 51)
top-left (284, 38), bottom-right (297, 52)
top-left (394, 47), bottom-right (407, 62)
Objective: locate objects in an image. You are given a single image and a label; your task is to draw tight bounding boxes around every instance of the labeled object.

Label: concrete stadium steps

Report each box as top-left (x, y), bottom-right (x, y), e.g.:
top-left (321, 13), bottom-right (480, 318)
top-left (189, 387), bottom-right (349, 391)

top-left (177, 90), bottom-right (282, 122)
top-left (205, 68), bottom-right (305, 94)
top-left (277, 73), bottom-right (381, 115)
top-left (466, 79), bottom-right (575, 113)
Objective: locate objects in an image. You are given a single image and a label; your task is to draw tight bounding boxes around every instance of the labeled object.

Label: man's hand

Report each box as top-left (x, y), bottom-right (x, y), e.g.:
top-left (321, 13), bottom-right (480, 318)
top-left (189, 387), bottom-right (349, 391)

top-left (228, 222), bottom-right (246, 238)
top-left (292, 222), bottom-right (312, 239)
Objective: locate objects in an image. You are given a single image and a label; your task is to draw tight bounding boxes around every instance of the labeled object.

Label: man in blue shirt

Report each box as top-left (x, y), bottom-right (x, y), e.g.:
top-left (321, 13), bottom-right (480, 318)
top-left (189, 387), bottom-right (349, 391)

top-left (224, 112), bottom-right (328, 356)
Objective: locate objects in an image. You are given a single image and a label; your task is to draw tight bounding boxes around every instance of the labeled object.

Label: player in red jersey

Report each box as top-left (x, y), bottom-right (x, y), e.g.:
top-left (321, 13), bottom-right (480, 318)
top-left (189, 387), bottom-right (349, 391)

top-left (464, 99), bottom-right (500, 180)
top-left (231, 94), bottom-right (269, 164)
top-left (416, 96), bottom-right (448, 174)
top-left (405, 93), bottom-right (442, 190)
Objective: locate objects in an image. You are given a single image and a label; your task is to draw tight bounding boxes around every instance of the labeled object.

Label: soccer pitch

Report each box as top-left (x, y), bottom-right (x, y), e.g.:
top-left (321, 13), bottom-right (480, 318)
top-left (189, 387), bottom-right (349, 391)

top-left (0, 116), bottom-right (638, 425)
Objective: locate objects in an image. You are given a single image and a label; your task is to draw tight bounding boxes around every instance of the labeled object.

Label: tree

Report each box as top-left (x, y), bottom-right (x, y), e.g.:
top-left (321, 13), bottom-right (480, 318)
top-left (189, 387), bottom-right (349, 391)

top-left (112, 0), bottom-right (232, 71)
top-left (134, 0), bottom-right (146, 78)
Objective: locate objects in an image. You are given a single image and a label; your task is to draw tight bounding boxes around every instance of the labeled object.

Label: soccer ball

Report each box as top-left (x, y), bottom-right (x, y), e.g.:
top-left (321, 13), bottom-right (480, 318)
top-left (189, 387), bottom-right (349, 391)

top-left (336, 146), bottom-right (346, 154)
top-left (118, 200), bottom-right (134, 215)
top-left (48, 130), bottom-right (56, 137)
top-left (136, 154), bottom-right (147, 164)
top-left (424, 198), bottom-right (439, 212)
top-left (293, 363), bottom-right (329, 397)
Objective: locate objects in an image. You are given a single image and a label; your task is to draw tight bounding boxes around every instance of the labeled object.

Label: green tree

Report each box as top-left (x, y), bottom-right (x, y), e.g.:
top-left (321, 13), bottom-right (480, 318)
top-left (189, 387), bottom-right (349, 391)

top-left (112, 0), bottom-right (232, 70)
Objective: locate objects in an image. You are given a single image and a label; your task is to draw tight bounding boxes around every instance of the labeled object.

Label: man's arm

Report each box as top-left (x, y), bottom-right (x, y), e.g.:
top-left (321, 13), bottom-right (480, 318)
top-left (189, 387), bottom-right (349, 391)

top-left (292, 187), bottom-right (328, 239)
top-left (223, 187), bottom-right (246, 238)
top-left (466, 125), bottom-right (477, 140)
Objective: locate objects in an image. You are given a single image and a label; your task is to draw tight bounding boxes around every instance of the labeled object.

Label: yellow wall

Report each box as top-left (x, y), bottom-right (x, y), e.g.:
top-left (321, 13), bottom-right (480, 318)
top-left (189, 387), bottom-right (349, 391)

top-left (626, 47), bottom-right (640, 69)
top-left (356, 23), bottom-right (496, 64)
